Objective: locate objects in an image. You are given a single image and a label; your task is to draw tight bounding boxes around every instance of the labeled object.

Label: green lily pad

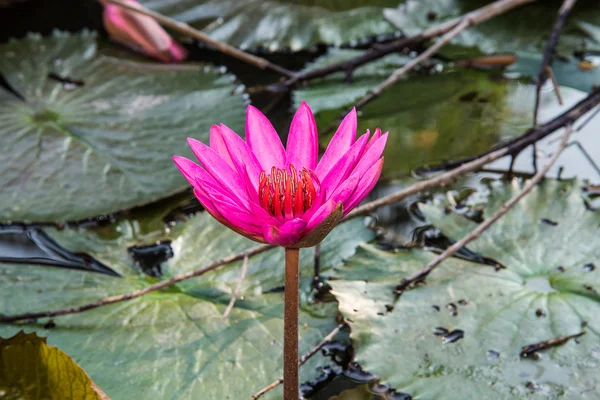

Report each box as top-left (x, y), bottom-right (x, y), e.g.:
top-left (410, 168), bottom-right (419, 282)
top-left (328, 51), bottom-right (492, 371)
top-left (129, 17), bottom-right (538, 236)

top-left (384, 0), bottom-right (600, 55)
top-left (294, 51), bottom-right (544, 178)
top-left (0, 331), bottom-right (107, 400)
top-left (0, 31), bottom-right (246, 223)
top-left (0, 212), bottom-right (374, 399)
top-left (329, 180), bottom-right (600, 399)
top-left (139, 0), bottom-right (400, 51)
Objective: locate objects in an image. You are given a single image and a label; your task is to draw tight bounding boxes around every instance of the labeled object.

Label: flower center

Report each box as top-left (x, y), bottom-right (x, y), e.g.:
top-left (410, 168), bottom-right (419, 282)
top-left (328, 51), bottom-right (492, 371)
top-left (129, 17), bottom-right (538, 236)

top-left (258, 165), bottom-right (319, 218)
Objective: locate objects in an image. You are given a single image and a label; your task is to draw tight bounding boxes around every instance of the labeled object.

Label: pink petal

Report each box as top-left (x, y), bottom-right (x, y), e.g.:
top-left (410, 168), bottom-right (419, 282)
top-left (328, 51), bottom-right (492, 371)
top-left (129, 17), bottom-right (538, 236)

top-left (286, 101), bottom-right (318, 170)
top-left (305, 199), bottom-right (338, 232)
top-left (102, 0), bottom-right (187, 63)
top-left (365, 128), bottom-right (382, 152)
top-left (327, 175), bottom-right (359, 206)
top-left (219, 123), bottom-right (263, 190)
top-left (262, 219), bottom-right (307, 247)
top-left (196, 190), bottom-right (265, 242)
top-left (172, 155), bottom-right (204, 190)
top-left (210, 125), bottom-right (235, 169)
top-left (187, 138), bottom-right (249, 208)
top-left (344, 158), bottom-right (384, 214)
top-left (349, 131), bottom-right (388, 180)
top-left (192, 187), bottom-right (224, 222)
top-left (246, 105), bottom-right (286, 170)
top-left (168, 40), bottom-right (187, 62)
top-left (315, 108), bottom-right (357, 178)
top-left (320, 133), bottom-right (369, 198)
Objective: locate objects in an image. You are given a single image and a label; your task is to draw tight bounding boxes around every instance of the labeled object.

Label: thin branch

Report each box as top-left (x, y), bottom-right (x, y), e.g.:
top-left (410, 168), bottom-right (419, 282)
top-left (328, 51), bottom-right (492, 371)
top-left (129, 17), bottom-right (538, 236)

top-left (345, 146), bottom-right (512, 220)
top-left (353, 17), bottom-right (472, 110)
top-left (395, 125), bottom-right (573, 293)
top-left (101, 0), bottom-right (294, 78)
top-left (222, 255), bottom-right (249, 319)
top-left (0, 244), bottom-right (272, 323)
top-left (251, 323), bottom-right (346, 400)
top-left (5, 87), bottom-right (597, 324)
top-left (547, 67), bottom-right (564, 105)
top-left (282, 0), bottom-right (535, 88)
top-left (419, 86), bottom-right (600, 173)
top-left (533, 0), bottom-right (578, 126)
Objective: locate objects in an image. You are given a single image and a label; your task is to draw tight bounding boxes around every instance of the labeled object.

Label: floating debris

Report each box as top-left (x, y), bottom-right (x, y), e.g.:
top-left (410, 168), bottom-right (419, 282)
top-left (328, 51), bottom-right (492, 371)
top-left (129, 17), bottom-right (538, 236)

top-left (443, 329), bottom-right (465, 344)
top-left (43, 319), bottom-right (56, 329)
top-left (433, 327), bottom-right (464, 344)
top-left (583, 263), bottom-right (596, 272)
top-left (433, 327), bottom-right (449, 337)
top-left (487, 350), bottom-right (500, 361)
top-left (520, 332), bottom-right (585, 358)
top-left (540, 218), bottom-right (558, 226)
top-left (458, 299), bottom-right (468, 306)
top-left (128, 241), bottom-right (173, 277)
top-left (447, 303), bottom-right (458, 316)
top-left (535, 309), bottom-right (546, 318)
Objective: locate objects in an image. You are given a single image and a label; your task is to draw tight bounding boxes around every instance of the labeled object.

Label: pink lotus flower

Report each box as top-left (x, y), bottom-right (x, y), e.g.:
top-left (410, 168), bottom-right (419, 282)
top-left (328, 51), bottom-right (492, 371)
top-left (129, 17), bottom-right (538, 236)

top-left (173, 103), bottom-right (386, 247)
top-left (101, 0), bottom-right (187, 62)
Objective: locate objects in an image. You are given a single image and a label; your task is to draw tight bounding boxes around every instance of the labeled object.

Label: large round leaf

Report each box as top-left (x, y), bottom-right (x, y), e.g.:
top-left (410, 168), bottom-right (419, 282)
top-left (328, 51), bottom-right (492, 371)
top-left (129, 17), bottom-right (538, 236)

top-left (140, 0), bottom-right (400, 51)
top-left (329, 180), bottom-right (600, 399)
top-left (0, 212), bottom-right (374, 399)
top-left (0, 31), bottom-right (246, 222)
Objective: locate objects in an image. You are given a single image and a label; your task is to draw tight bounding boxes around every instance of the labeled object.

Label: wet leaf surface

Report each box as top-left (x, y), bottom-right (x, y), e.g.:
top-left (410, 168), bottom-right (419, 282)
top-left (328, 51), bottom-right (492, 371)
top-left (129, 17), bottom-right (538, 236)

top-left (0, 213), bottom-right (374, 399)
top-left (0, 31), bottom-right (246, 222)
top-left (329, 180), bottom-right (600, 399)
top-left (139, 0), bottom-right (401, 51)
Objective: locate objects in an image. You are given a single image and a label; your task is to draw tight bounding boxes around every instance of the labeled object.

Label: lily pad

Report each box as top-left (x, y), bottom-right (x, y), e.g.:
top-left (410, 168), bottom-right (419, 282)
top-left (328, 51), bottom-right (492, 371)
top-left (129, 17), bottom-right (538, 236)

top-left (139, 0), bottom-right (400, 51)
top-left (384, 0), bottom-right (600, 55)
top-left (329, 180), bottom-right (600, 399)
top-left (0, 212), bottom-right (373, 399)
top-left (294, 52), bottom-right (541, 178)
top-left (0, 31), bottom-right (246, 223)
top-left (0, 331), bottom-right (107, 400)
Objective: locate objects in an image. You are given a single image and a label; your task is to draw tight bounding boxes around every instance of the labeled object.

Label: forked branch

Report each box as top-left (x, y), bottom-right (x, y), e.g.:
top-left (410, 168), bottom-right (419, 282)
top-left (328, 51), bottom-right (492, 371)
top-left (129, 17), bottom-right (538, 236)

top-left (395, 125), bottom-right (573, 293)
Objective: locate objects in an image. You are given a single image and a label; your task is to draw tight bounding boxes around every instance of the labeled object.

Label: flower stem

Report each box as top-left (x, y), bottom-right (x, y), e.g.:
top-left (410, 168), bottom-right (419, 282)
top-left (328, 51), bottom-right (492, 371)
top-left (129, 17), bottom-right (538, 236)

top-left (284, 247), bottom-right (300, 400)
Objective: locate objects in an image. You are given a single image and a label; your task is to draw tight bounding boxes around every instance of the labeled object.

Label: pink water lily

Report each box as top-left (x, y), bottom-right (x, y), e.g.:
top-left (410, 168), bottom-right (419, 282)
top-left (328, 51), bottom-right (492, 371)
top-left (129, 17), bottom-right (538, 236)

top-left (173, 102), bottom-right (387, 247)
top-left (101, 0), bottom-right (187, 62)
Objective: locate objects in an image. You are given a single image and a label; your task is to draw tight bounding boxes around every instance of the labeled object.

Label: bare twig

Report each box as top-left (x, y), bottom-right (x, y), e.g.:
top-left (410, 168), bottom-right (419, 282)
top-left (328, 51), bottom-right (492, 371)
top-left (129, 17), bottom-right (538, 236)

top-left (533, 0), bottom-right (578, 126)
top-left (547, 67), bottom-right (564, 105)
top-left (353, 17), bottom-right (472, 110)
top-left (101, 0), bottom-right (294, 78)
top-left (251, 323), bottom-right (346, 400)
top-left (281, 0), bottom-right (535, 88)
top-left (0, 244), bottom-right (272, 323)
top-left (3, 90), bottom-right (594, 324)
top-left (222, 255), bottom-right (249, 319)
top-left (5, 87), bottom-right (597, 323)
top-left (345, 146), bottom-right (512, 220)
top-left (420, 87), bottom-right (600, 173)
top-left (395, 125), bottom-right (573, 293)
